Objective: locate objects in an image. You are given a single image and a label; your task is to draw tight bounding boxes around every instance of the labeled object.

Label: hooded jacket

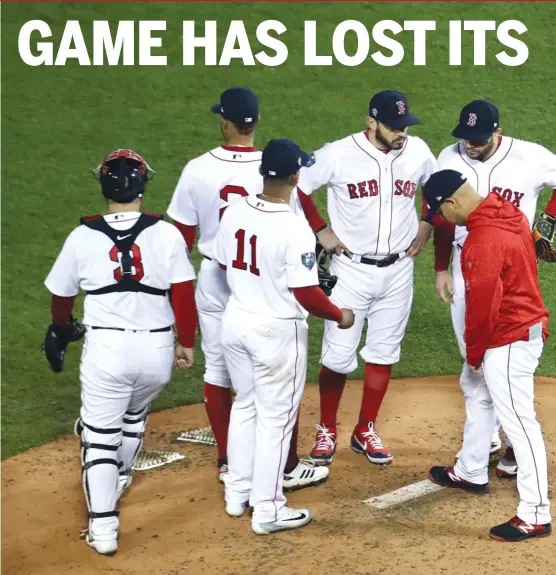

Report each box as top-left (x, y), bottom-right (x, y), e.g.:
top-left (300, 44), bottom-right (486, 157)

top-left (462, 193), bottom-right (549, 367)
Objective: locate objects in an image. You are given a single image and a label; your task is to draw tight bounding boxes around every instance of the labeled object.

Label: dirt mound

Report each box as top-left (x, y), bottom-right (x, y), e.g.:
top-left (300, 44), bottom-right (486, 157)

top-left (3, 377), bottom-right (556, 575)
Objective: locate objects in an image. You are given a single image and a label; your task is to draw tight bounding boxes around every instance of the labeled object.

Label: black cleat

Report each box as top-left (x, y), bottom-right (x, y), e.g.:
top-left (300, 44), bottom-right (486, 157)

top-left (490, 516), bottom-right (551, 542)
top-left (428, 466), bottom-right (489, 495)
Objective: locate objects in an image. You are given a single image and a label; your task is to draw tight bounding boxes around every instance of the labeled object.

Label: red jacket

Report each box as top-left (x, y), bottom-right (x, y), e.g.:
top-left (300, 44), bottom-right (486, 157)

top-left (462, 193), bottom-right (550, 367)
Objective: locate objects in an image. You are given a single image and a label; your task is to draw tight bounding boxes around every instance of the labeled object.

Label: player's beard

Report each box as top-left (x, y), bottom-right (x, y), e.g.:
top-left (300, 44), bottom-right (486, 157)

top-left (376, 124), bottom-right (405, 151)
top-left (466, 136), bottom-right (496, 162)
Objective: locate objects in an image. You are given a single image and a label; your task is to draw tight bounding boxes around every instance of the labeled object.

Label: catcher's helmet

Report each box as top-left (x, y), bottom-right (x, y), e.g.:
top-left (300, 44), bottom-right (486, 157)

top-left (93, 149), bottom-right (155, 203)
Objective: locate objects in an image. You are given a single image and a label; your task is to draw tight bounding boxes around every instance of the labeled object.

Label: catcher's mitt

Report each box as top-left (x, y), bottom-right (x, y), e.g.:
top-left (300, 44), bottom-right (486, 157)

top-left (533, 211), bottom-right (556, 263)
top-left (41, 316), bottom-right (86, 372)
top-left (316, 240), bottom-right (337, 296)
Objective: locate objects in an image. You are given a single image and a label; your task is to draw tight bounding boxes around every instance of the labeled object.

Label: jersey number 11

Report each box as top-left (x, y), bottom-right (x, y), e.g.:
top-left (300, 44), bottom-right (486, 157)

top-left (232, 229), bottom-right (260, 276)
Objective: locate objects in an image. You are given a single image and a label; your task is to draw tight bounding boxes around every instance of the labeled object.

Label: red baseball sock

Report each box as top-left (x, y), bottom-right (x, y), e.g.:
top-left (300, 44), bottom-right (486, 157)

top-left (358, 363), bottom-right (392, 426)
top-left (285, 415), bottom-right (300, 474)
top-left (203, 382), bottom-right (232, 464)
top-left (319, 366), bottom-right (347, 428)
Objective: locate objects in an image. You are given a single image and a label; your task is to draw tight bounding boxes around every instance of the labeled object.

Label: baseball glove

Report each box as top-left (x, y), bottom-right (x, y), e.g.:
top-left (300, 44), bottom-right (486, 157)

top-left (41, 316), bottom-right (86, 373)
top-left (533, 211), bottom-right (556, 263)
top-left (316, 240), bottom-right (337, 296)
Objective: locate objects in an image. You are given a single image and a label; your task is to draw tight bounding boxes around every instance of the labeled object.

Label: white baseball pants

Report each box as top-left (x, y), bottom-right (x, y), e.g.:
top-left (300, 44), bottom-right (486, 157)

top-left (450, 246), bottom-right (508, 462)
top-left (221, 306), bottom-right (308, 524)
top-left (79, 328), bottom-right (174, 538)
top-left (483, 339), bottom-right (550, 525)
top-left (196, 258), bottom-right (232, 388)
top-left (321, 254), bottom-right (414, 372)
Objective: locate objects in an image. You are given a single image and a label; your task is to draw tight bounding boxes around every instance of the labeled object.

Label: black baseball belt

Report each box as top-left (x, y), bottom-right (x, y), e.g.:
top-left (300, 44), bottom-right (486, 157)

top-left (342, 251), bottom-right (403, 268)
top-left (90, 326), bottom-right (172, 333)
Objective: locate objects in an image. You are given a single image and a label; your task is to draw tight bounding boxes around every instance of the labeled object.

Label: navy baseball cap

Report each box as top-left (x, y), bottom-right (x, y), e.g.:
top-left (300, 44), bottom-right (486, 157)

top-left (422, 169), bottom-right (468, 216)
top-left (452, 100), bottom-right (499, 141)
top-left (211, 87), bottom-right (259, 126)
top-left (261, 139), bottom-right (312, 178)
top-left (369, 90), bottom-right (421, 129)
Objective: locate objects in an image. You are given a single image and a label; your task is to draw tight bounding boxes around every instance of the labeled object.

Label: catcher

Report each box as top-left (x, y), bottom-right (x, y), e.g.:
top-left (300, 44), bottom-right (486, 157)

top-left (43, 149), bottom-right (197, 556)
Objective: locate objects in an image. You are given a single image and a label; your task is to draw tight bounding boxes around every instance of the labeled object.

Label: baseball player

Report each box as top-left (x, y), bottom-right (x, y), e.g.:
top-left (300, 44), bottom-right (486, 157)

top-left (167, 87), bottom-right (329, 491)
top-left (43, 150), bottom-right (197, 555)
top-left (214, 138), bottom-right (355, 534)
top-left (298, 90), bottom-right (437, 466)
top-left (425, 170), bottom-right (551, 542)
top-left (429, 100), bottom-right (556, 480)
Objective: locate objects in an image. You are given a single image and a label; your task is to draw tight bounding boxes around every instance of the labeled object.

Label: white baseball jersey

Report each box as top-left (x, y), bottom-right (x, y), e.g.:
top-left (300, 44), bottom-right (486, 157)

top-left (213, 196), bottom-right (318, 320)
top-left (44, 212), bottom-right (195, 330)
top-left (437, 137), bottom-right (556, 245)
top-left (298, 132), bottom-right (437, 256)
top-left (168, 146), bottom-right (303, 259)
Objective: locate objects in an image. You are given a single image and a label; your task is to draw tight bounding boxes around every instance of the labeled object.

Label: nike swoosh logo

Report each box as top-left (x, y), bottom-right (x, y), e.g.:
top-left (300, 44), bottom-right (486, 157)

top-left (116, 234), bottom-right (132, 240)
top-left (282, 513), bottom-right (306, 522)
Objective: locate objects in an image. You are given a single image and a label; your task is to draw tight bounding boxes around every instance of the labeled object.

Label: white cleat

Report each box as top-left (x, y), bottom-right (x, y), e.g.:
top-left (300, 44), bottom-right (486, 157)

top-left (496, 448), bottom-right (518, 478)
top-left (490, 432), bottom-right (502, 455)
top-left (117, 473), bottom-right (133, 500)
top-left (283, 459), bottom-right (329, 492)
top-left (252, 507), bottom-right (312, 535)
top-left (85, 533), bottom-right (118, 556)
top-left (218, 463), bottom-right (229, 484)
top-left (225, 500), bottom-right (249, 518)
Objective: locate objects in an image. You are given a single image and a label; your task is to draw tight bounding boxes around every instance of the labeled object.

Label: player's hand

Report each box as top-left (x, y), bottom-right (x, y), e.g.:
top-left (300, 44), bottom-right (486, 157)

top-left (174, 345), bottom-right (194, 370)
top-left (406, 221), bottom-right (433, 258)
top-left (317, 227), bottom-right (352, 257)
top-left (435, 270), bottom-right (454, 304)
top-left (469, 364), bottom-right (483, 375)
top-left (338, 308), bottom-right (355, 329)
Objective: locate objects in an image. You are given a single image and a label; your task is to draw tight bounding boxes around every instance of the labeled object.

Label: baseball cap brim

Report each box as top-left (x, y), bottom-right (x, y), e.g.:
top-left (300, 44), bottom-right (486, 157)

top-left (452, 124), bottom-right (493, 141)
top-left (383, 114), bottom-right (421, 129)
top-left (210, 104), bottom-right (222, 114)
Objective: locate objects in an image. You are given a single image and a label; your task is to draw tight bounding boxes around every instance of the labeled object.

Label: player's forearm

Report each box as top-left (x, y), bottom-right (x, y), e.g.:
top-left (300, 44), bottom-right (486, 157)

top-left (170, 280), bottom-right (197, 347)
top-left (174, 221), bottom-right (197, 253)
top-left (51, 295), bottom-right (76, 325)
top-left (297, 189), bottom-right (327, 233)
top-left (292, 286), bottom-right (343, 321)
top-left (433, 217), bottom-right (455, 272)
top-left (544, 188), bottom-right (556, 217)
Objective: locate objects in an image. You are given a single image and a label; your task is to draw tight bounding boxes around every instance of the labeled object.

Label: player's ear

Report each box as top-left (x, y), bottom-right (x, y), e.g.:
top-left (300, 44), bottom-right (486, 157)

top-left (290, 172), bottom-right (300, 186)
top-left (366, 116), bottom-right (377, 131)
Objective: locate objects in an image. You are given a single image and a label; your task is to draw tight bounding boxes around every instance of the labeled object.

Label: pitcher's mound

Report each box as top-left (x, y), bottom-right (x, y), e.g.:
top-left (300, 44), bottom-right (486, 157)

top-left (3, 377), bottom-right (556, 575)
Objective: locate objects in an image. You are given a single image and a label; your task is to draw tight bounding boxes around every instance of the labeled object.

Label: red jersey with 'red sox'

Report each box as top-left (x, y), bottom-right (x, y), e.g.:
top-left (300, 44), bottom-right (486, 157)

top-left (462, 193), bottom-right (550, 367)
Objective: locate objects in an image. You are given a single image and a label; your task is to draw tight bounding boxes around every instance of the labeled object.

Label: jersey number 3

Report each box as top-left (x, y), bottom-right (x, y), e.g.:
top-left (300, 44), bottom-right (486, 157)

top-left (220, 185), bottom-right (249, 220)
top-left (109, 244), bottom-right (144, 281)
top-left (232, 229), bottom-right (260, 276)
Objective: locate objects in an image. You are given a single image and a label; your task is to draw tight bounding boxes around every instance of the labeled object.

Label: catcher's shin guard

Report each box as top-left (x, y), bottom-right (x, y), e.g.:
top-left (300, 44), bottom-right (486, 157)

top-left (118, 405), bottom-right (148, 475)
top-left (80, 421), bottom-right (121, 535)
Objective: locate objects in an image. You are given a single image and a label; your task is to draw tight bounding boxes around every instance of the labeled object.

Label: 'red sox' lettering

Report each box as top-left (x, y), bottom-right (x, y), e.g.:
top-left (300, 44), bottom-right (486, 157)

top-left (492, 187), bottom-right (524, 208)
top-left (347, 179), bottom-right (418, 200)
top-left (347, 180), bottom-right (379, 199)
top-left (394, 180), bottom-right (417, 199)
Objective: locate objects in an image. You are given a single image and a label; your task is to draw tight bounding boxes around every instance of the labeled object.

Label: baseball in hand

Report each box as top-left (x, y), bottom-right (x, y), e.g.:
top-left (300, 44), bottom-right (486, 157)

top-left (339, 308), bottom-right (355, 329)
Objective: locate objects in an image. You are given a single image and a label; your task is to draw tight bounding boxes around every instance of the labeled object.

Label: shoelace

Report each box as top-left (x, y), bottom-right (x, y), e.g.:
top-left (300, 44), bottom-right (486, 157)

top-left (360, 425), bottom-right (384, 450)
top-left (314, 424), bottom-right (336, 450)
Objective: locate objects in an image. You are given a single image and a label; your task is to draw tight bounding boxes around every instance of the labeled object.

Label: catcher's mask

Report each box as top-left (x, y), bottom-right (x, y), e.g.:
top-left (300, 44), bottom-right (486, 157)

top-left (93, 149), bottom-right (155, 203)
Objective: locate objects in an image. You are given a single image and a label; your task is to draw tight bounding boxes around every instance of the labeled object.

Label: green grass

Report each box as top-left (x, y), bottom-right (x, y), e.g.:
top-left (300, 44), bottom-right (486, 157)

top-left (2, 2), bottom-right (555, 459)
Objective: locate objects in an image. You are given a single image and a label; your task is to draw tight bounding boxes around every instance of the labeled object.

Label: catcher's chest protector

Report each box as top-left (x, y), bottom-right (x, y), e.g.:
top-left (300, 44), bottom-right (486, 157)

top-left (81, 213), bottom-right (167, 296)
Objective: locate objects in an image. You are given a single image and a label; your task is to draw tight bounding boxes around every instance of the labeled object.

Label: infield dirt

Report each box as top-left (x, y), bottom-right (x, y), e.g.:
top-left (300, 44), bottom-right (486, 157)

top-left (3, 377), bottom-right (556, 575)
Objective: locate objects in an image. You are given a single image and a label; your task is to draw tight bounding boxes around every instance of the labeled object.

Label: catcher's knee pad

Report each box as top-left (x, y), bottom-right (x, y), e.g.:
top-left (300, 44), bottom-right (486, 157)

top-left (120, 406), bottom-right (149, 473)
top-left (80, 420), bottom-right (122, 523)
